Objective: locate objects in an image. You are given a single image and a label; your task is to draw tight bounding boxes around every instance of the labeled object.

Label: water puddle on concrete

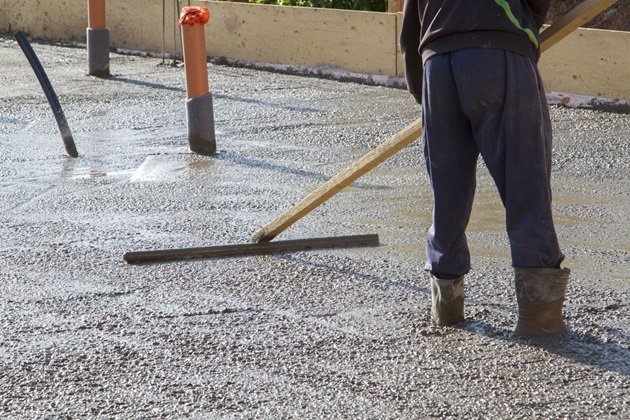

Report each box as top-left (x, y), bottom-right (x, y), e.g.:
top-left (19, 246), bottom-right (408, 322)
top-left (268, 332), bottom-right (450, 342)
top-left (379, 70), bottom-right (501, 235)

top-left (66, 167), bottom-right (134, 179)
top-left (57, 155), bottom-right (134, 180)
top-left (56, 149), bottom-right (218, 182)
top-left (130, 154), bottom-right (215, 182)
top-left (345, 166), bottom-right (628, 266)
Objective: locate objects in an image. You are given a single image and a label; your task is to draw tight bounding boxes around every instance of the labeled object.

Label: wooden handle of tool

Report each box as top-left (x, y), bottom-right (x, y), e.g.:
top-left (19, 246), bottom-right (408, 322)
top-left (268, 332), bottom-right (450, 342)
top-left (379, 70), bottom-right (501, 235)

top-left (252, 120), bottom-right (421, 242)
top-left (539, 0), bottom-right (617, 53)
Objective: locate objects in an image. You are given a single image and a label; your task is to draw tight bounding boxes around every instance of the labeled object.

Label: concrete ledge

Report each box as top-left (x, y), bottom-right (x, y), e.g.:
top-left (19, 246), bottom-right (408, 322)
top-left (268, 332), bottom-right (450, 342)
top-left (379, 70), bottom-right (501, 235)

top-left (1, 0), bottom-right (628, 99)
top-left (204, 2), bottom-right (398, 76)
top-left (539, 28), bottom-right (630, 100)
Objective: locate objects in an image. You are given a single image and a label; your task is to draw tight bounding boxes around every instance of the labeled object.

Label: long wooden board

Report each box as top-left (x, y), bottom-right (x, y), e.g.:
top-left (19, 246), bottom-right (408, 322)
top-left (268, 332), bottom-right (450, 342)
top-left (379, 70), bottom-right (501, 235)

top-left (251, 0), bottom-right (617, 243)
top-left (124, 234), bottom-right (379, 263)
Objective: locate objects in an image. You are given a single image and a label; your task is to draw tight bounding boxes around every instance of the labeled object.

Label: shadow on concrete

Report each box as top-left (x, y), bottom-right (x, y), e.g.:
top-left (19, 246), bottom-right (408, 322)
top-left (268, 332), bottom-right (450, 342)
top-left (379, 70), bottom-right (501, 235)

top-left (218, 151), bottom-right (393, 191)
top-left (275, 254), bottom-right (427, 296)
top-left (95, 75), bottom-right (321, 113)
top-left (104, 74), bottom-right (185, 93)
top-left (255, 252), bottom-right (630, 379)
top-left (214, 93), bottom-right (321, 113)
top-left (466, 319), bottom-right (630, 377)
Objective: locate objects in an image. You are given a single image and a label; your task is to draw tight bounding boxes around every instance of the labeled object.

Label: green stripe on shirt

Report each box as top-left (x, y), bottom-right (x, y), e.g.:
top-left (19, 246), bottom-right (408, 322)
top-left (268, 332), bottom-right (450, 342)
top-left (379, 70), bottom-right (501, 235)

top-left (494, 0), bottom-right (539, 50)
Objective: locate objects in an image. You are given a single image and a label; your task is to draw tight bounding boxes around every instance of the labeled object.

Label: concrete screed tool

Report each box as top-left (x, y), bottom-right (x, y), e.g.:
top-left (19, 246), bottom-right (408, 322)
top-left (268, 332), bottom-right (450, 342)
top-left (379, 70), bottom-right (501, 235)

top-left (124, 0), bottom-right (617, 263)
top-left (251, 0), bottom-right (618, 244)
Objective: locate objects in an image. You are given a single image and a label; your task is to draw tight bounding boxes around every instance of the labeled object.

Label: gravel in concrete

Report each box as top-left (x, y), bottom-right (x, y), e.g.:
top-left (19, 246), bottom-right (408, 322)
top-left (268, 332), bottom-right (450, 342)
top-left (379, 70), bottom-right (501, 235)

top-left (1, 35), bottom-right (629, 418)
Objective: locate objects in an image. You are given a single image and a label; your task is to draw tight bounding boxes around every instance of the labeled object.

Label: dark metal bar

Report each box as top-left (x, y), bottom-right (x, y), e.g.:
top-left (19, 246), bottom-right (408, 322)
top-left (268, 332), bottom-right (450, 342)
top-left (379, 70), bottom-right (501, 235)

top-left (124, 234), bottom-right (379, 264)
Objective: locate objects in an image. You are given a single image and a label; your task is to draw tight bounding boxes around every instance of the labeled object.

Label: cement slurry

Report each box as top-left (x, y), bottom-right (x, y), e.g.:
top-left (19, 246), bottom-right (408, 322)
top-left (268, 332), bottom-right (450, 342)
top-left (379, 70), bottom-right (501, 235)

top-left (0, 35), bottom-right (629, 418)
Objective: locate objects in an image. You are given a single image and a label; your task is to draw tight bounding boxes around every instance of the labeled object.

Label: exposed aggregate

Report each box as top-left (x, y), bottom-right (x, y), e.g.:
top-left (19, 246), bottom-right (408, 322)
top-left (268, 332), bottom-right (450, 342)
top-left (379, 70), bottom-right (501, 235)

top-left (0, 35), bottom-right (628, 418)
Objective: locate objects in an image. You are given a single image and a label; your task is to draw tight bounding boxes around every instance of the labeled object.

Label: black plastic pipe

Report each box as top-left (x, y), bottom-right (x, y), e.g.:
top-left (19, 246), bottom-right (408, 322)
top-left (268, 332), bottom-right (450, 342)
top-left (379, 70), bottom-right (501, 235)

top-left (14, 31), bottom-right (79, 158)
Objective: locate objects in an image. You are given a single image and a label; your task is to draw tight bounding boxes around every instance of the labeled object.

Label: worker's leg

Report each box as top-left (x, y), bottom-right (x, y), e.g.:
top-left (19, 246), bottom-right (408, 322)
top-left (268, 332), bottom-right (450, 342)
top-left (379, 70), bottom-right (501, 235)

top-left (422, 53), bottom-right (479, 280)
top-left (452, 48), bottom-right (564, 269)
top-left (452, 48), bottom-right (569, 335)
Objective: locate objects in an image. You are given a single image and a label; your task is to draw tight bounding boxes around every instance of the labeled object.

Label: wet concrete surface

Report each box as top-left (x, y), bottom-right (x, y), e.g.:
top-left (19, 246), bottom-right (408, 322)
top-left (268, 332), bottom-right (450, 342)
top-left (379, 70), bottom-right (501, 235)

top-left (1, 35), bottom-right (629, 418)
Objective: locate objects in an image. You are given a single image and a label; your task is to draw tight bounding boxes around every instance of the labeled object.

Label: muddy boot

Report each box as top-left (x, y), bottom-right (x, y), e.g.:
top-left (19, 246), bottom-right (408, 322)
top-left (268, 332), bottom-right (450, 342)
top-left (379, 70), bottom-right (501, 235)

top-left (430, 275), bottom-right (465, 326)
top-left (514, 267), bottom-right (570, 336)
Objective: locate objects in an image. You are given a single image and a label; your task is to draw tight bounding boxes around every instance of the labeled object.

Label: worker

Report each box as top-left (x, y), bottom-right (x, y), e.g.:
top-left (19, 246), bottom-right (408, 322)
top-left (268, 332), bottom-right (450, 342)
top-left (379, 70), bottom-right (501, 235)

top-left (399, 0), bottom-right (570, 336)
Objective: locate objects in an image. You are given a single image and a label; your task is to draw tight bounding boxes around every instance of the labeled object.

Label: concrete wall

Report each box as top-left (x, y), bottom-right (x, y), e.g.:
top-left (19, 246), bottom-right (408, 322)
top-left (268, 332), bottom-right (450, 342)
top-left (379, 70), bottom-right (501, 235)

top-left (539, 28), bottom-right (630, 100)
top-left (0, 0), bottom-right (85, 42)
top-left (1, 0), bottom-right (628, 99)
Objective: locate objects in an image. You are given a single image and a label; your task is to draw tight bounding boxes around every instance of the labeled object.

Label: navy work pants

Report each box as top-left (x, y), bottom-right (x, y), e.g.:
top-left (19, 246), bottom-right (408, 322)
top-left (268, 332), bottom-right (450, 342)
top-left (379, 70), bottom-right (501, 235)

top-left (421, 48), bottom-right (564, 279)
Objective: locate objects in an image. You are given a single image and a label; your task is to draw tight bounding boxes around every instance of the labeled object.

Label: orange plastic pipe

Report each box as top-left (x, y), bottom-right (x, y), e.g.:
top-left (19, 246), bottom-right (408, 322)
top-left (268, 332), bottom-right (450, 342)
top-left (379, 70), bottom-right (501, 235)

top-left (180, 7), bottom-right (210, 99)
top-left (87, 0), bottom-right (106, 30)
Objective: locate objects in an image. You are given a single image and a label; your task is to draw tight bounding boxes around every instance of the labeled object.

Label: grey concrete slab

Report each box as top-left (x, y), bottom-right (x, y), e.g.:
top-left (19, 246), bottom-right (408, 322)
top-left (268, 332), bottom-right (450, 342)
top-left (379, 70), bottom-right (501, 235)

top-left (1, 34), bottom-right (629, 418)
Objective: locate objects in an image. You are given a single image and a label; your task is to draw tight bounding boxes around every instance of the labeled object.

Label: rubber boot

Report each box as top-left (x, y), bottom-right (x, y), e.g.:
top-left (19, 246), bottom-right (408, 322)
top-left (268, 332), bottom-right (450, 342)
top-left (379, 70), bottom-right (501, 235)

top-left (514, 267), bottom-right (570, 336)
top-left (430, 275), bottom-right (465, 326)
